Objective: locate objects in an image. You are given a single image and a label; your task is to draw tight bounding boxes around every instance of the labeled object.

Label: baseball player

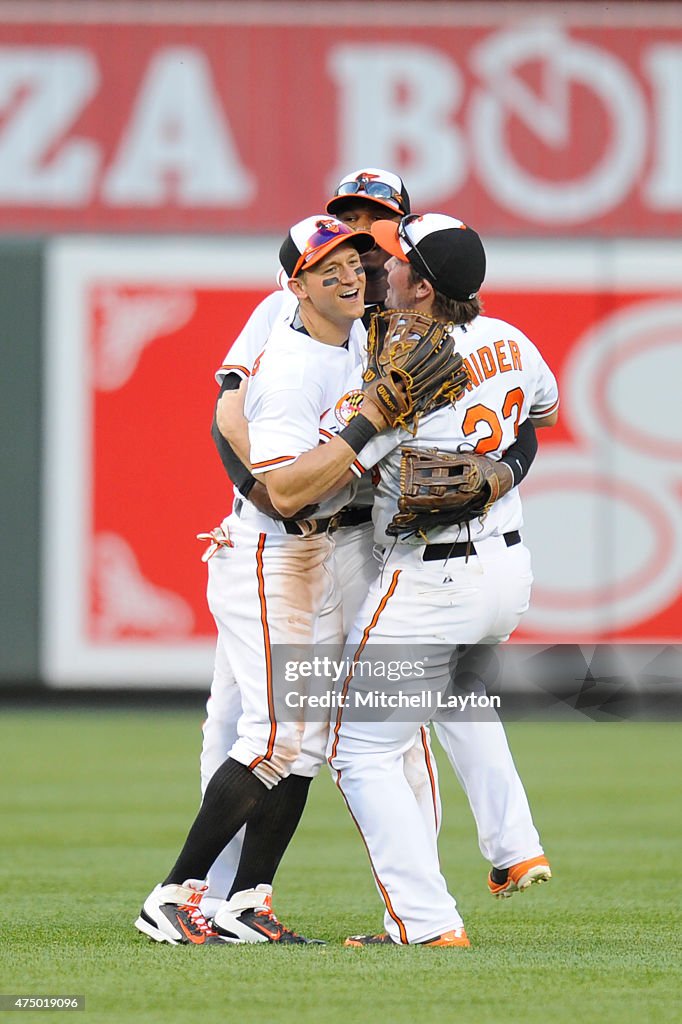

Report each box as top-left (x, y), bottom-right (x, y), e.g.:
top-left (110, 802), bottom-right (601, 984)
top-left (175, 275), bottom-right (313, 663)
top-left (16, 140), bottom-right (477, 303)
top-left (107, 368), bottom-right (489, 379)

top-left (208, 172), bottom-right (544, 928)
top-left (135, 215), bottom-right (413, 946)
top-left (324, 213), bottom-right (559, 945)
top-left (201, 169), bottom-right (447, 920)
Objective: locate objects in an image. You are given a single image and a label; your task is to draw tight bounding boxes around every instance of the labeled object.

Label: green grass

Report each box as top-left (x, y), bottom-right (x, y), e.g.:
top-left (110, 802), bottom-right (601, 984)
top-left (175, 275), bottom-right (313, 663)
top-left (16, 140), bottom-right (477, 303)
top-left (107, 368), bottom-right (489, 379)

top-left (1, 712), bottom-right (680, 1023)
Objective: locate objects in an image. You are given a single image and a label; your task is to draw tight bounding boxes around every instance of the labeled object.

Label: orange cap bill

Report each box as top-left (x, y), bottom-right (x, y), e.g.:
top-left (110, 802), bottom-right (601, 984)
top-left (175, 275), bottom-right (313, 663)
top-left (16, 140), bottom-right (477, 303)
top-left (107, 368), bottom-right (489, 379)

top-left (370, 219), bottom-right (409, 261)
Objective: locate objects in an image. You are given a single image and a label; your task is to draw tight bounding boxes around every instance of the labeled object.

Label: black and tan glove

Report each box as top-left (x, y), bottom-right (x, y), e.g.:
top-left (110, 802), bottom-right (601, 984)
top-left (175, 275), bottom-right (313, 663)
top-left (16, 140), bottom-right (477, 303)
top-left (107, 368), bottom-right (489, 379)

top-left (360, 310), bottom-right (469, 433)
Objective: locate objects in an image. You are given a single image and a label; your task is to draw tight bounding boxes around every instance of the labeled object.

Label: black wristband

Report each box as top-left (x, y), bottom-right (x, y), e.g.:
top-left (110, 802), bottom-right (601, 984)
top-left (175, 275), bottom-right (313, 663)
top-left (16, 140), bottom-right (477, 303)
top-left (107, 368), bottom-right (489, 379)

top-left (339, 413), bottom-right (379, 455)
top-left (499, 453), bottom-right (523, 487)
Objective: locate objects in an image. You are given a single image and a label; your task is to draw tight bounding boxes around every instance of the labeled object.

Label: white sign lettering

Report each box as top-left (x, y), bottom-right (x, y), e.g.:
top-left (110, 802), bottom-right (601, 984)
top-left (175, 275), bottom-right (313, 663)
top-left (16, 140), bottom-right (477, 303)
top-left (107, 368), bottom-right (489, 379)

top-left (0, 48), bottom-right (99, 203)
top-left (103, 48), bottom-right (255, 206)
top-left (328, 44), bottom-right (467, 202)
top-left (470, 28), bottom-right (647, 223)
top-left (644, 45), bottom-right (682, 208)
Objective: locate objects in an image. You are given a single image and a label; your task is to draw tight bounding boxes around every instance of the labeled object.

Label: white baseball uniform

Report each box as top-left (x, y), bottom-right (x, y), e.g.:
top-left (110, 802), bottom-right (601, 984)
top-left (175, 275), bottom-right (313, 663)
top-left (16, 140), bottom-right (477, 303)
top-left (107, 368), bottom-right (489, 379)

top-left (328, 314), bottom-right (559, 943)
top-left (201, 293), bottom-right (441, 909)
top-left (209, 313), bottom-right (366, 783)
top-left (199, 292), bottom-right (438, 909)
top-left (201, 287), bottom-right (295, 902)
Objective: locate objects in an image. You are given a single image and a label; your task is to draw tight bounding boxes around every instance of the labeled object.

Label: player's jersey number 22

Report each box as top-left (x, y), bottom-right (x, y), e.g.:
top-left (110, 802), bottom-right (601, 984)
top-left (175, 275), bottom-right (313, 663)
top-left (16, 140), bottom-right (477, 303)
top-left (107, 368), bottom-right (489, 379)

top-left (462, 387), bottom-right (525, 454)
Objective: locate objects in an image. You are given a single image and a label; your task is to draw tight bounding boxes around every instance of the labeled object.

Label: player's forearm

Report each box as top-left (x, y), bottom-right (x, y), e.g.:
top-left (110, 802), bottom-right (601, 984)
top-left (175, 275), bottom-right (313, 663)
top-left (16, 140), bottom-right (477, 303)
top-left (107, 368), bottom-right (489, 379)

top-left (211, 415), bottom-right (256, 496)
top-left (260, 407), bottom-right (385, 518)
top-left (262, 439), bottom-right (360, 518)
top-left (211, 373), bottom-right (257, 495)
top-left (227, 418), bottom-right (252, 469)
top-left (216, 385), bottom-right (252, 468)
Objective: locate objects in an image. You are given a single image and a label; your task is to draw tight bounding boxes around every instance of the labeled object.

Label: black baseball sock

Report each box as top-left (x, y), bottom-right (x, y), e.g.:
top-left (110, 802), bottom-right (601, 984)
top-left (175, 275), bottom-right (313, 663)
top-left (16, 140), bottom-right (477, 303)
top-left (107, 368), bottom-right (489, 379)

top-left (228, 773), bottom-right (312, 897)
top-left (164, 757), bottom-right (267, 885)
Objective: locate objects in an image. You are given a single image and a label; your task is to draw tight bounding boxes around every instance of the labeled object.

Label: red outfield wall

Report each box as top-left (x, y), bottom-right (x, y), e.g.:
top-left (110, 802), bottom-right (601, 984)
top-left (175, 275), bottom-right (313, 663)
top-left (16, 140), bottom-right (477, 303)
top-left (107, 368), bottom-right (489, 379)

top-left (11, 2), bottom-right (679, 684)
top-left (42, 237), bottom-right (682, 685)
top-left (1, 1), bottom-right (681, 235)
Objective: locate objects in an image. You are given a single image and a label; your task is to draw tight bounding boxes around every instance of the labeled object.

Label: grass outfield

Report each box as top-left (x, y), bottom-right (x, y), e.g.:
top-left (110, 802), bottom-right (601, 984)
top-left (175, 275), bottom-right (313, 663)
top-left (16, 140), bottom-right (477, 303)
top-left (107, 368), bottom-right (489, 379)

top-left (1, 712), bottom-right (680, 1024)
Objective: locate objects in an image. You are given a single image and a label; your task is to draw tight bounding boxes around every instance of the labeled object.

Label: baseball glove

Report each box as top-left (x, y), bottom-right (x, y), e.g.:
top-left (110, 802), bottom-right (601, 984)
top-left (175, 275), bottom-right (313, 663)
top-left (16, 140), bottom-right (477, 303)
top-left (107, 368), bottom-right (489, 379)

top-left (361, 310), bottom-right (469, 433)
top-left (386, 447), bottom-right (514, 537)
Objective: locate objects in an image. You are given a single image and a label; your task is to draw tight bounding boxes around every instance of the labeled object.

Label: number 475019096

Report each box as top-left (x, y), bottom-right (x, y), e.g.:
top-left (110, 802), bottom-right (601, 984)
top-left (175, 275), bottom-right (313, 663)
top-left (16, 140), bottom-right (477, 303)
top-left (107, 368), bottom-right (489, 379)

top-left (0, 996), bottom-right (84, 1011)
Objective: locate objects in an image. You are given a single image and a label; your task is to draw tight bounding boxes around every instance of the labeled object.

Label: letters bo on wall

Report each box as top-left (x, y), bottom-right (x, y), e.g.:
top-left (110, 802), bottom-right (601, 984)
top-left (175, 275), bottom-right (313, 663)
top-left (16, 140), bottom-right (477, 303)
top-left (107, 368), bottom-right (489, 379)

top-left (0, 2), bottom-right (680, 235)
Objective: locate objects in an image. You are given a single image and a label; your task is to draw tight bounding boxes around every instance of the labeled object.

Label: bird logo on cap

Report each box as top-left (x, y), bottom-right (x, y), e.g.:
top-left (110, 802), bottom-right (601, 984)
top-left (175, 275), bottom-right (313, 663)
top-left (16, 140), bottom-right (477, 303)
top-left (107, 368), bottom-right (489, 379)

top-left (315, 218), bottom-right (343, 233)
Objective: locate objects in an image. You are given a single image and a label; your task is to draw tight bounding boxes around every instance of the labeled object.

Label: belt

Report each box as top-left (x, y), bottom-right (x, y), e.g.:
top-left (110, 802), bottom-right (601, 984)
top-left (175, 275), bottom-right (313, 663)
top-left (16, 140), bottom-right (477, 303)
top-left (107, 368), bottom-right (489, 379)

top-left (233, 497), bottom-right (370, 537)
top-left (284, 505), bottom-right (372, 536)
top-left (334, 506), bottom-right (372, 529)
top-left (422, 530), bottom-right (521, 562)
top-left (283, 517), bottom-right (335, 537)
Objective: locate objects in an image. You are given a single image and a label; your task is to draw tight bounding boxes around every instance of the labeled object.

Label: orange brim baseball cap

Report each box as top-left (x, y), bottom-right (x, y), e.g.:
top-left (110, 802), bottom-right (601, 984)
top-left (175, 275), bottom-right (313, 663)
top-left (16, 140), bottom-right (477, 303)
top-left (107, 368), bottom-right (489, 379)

top-left (371, 213), bottom-right (486, 301)
top-left (371, 219), bottom-right (409, 261)
top-left (279, 215), bottom-right (375, 279)
top-left (326, 167), bottom-right (410, 218)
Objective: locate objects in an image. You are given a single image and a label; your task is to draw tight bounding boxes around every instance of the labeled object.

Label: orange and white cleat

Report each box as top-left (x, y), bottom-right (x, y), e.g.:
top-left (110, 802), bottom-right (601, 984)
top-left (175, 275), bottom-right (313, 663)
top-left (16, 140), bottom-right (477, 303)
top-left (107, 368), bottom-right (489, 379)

top-left (488, 855), bottom-right (552, 898)
top-left (344, 931), bottom-right (392, 947)
top-left (344, 927), bottom-right (470, 947)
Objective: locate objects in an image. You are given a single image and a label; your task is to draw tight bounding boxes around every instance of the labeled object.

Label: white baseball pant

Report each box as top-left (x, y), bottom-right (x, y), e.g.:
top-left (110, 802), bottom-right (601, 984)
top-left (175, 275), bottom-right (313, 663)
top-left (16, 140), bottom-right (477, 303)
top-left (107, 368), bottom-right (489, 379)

top-left (328, 537), bottom-right (541, 943)
top-left (201, 519), bottom-right (442, 907)
top-left (206, 518), bottom-right (340, 787)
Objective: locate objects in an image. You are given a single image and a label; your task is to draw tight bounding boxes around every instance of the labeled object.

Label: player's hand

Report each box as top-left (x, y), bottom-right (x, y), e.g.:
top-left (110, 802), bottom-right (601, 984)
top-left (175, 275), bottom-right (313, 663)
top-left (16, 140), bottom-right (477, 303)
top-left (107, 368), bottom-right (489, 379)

top-left (248, 481), bottom-right (285, 519)
top-left (248, 482), bottom-right (318, 522)
top-left (359, 383), bottom-right (407, 431)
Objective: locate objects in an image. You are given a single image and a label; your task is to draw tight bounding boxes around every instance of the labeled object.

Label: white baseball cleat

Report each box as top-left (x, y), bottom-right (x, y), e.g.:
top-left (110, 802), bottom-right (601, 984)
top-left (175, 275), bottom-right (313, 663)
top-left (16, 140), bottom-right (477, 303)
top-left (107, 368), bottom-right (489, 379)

top-left (213, 884), bottom-right (325, 945)
top-left (134, 879), bottom-right (228, 945)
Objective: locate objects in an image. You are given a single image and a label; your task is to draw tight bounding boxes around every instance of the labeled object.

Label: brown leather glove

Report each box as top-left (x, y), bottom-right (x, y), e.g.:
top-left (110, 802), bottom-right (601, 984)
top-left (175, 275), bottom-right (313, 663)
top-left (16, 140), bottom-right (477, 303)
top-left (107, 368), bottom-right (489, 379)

top-left (387, 447), bottom-right (514, 536)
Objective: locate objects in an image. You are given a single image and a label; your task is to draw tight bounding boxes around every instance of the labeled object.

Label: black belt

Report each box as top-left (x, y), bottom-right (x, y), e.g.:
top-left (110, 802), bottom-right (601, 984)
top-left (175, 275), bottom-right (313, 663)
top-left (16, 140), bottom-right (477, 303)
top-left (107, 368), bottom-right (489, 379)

top-left (422, 530), bottom-right (521, 562)
top-left (235, 497), bottom-right (334, 535)
top-left (335, 506), bottom-right (372, 529)
top-left (234, 496), bottom-right (371, 537)
top-left (283, 517), bottom-right (334, 536)
top-left (284, 505), bottom-right (372, 536)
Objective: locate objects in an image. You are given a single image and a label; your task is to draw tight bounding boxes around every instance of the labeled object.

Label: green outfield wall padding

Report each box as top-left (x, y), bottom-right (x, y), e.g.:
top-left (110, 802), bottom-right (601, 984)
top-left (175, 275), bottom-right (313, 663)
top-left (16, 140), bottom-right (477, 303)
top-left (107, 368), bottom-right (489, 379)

top-left (0, 240), bottom-right (43, 682)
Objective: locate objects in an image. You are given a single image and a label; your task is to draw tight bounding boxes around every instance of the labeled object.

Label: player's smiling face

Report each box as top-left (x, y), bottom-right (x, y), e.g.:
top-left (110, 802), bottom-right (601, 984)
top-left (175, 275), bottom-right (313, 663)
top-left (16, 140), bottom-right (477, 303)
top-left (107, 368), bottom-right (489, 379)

top-left (303, 242), bottom-right (366, 322)
top-left (384, 255), bottom-right (420, 310)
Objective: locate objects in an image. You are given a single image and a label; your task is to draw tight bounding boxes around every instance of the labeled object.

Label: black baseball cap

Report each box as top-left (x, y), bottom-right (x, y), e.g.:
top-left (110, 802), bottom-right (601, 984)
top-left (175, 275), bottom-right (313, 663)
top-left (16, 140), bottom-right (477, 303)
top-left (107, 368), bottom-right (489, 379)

top-left (326, 167), bottom-right (410, 218)
top-left (279, 215), bottom-right (375, 279)
top-left (371, 213), bottom-right (486, 301)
